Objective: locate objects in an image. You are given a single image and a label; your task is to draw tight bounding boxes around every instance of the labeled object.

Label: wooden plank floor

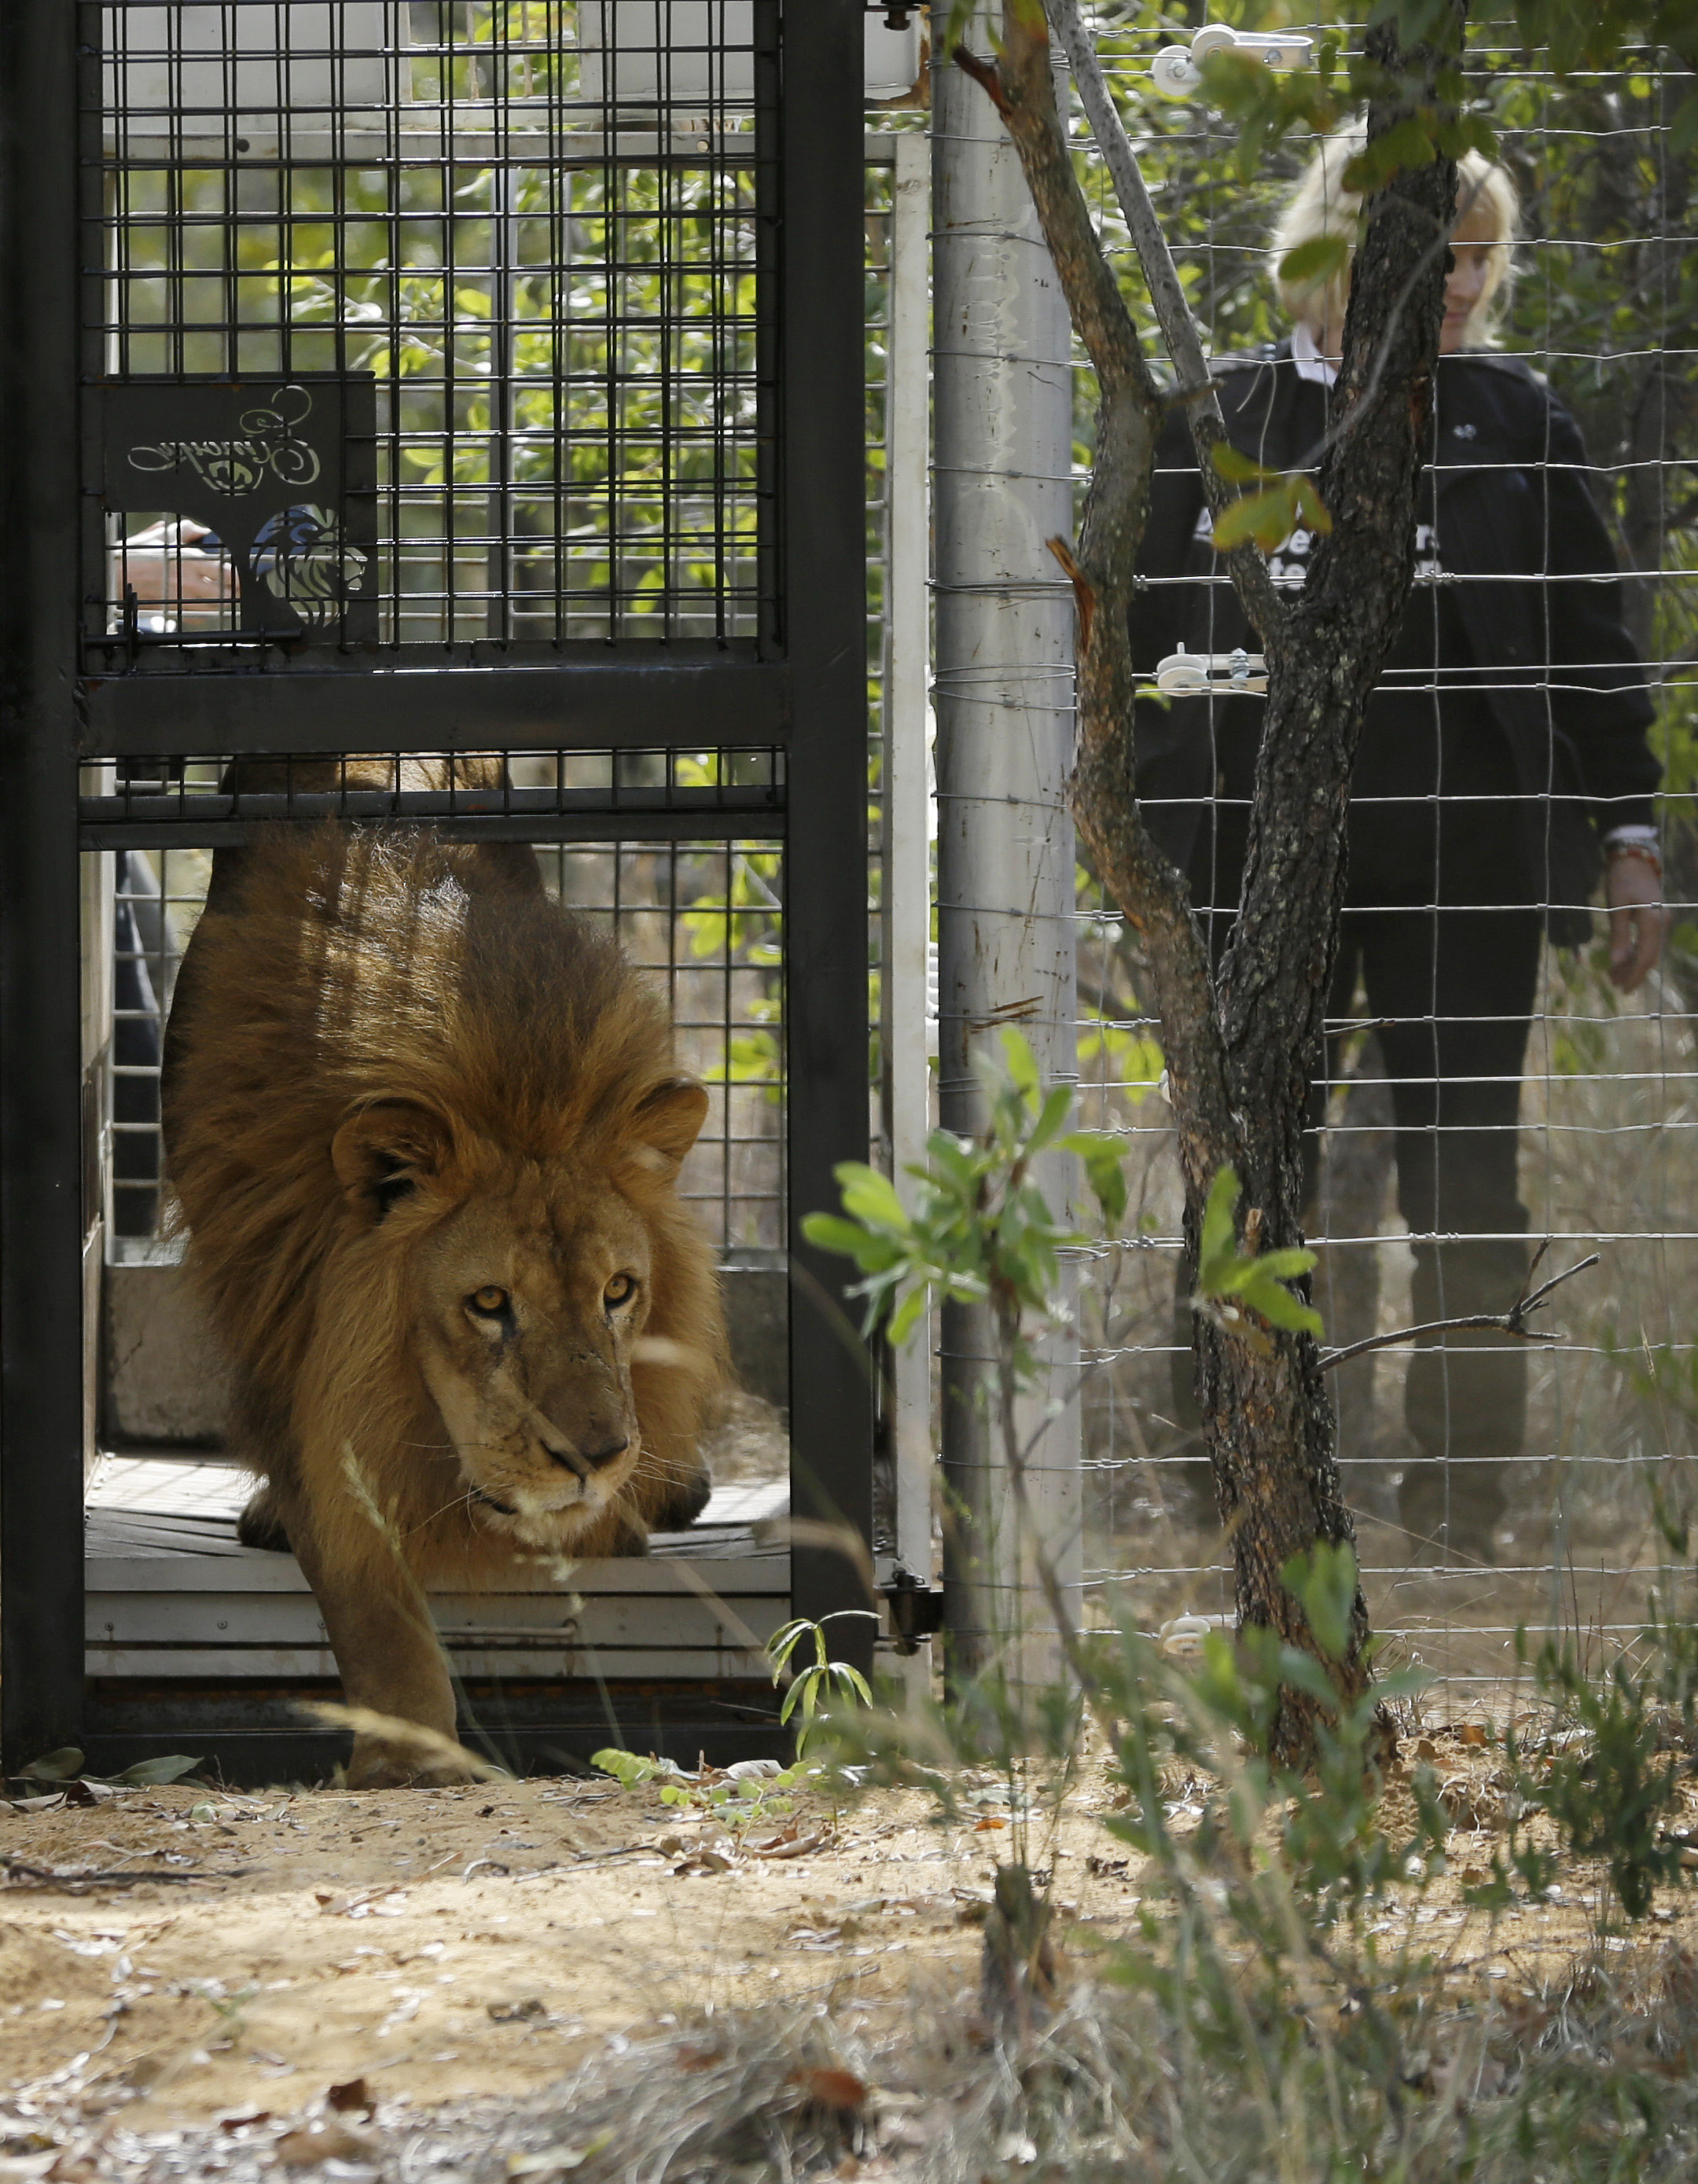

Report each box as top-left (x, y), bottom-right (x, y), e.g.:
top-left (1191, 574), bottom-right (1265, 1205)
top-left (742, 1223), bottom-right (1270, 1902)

top-left (86, 1455), bottom-right (791, 1681)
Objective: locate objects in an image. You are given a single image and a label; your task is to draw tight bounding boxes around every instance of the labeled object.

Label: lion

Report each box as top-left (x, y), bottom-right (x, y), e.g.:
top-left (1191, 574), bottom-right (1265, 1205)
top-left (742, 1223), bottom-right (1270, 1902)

top-left (162, 814), bottom-right (726, 1789)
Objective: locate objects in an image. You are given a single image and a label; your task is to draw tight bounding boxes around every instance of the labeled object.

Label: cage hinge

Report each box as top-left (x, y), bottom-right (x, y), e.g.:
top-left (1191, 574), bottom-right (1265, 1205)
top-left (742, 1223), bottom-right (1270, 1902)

top-left (880, 1567), bottom-right (945, 1653)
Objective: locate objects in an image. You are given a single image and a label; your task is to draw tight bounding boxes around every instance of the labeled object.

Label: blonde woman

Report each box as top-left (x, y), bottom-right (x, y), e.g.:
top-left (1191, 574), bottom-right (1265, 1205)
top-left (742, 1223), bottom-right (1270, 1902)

top-left (1135, 127), bottom-right (1663, 1559)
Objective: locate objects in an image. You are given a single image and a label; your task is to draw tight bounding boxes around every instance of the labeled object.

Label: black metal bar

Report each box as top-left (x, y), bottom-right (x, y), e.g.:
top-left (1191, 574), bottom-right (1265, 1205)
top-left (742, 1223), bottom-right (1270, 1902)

top-left (1, 0), bottom-right (88, 1774)
top-left (80, 800), bottom-right (787, 854)
top-left (78, 783), bottom-right (787, 829)
top-left (79, 659), bottom-right (793, 756)
top-left (81, 1682), bottom-right (790, 1787)
top-left (780, 0), bottom-right (876, 1672)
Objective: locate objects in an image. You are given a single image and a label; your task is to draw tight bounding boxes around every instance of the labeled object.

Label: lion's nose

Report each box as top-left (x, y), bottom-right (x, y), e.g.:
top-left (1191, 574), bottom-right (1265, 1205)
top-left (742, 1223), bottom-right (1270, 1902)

top-left (564, 1433), bottom-right (629, 1473)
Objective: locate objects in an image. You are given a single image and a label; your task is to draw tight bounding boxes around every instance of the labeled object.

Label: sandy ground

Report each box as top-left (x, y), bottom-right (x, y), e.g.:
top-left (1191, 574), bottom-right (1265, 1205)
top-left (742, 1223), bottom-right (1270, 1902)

top-left (5, 1728), bottom-right (1698, 2174)
top-left (0, 1764), bottom-right (1072, 2131)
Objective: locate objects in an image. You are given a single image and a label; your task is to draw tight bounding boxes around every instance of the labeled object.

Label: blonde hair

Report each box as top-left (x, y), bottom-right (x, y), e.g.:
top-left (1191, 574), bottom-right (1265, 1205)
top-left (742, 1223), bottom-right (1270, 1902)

top-left (1271, 120), bottom-right (1520, 346)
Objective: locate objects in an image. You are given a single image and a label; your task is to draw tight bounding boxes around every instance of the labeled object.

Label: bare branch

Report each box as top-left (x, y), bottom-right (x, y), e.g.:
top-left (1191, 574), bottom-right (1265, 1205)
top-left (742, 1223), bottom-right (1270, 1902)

top-left (1043, 0), bottom-right (1286, 645)
top-left (1318, 1252), bottom-right (1601, 1373)
top-left (949, 13), bottom-right (1239, 1194)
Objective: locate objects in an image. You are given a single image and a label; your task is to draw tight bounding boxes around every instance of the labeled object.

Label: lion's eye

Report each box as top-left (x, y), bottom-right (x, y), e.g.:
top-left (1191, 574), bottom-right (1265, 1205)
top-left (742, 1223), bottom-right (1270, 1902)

top-left (468, 1285), bottom-right (511, 1318)
top-left (604, 1273), bottom-right (638, 1310)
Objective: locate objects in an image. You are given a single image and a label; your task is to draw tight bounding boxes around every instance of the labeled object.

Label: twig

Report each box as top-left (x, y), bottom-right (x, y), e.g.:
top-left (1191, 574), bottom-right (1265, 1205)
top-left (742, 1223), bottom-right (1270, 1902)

top-left (1318, 1252), bottom-right (1601, 1373)
top-left (1, 1853), bottom-right (235, 1890)
top-left (1040, 0), bottom-right (1286, 643)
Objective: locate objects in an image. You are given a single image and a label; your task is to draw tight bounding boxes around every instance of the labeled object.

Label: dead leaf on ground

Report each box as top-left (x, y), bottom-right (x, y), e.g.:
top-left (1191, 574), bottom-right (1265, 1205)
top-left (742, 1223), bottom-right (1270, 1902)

top-left (326, 2077), bottom-right (373, 2116)
top-left (274, 2123), bottom-right (377, 2167)
top-left (674, 1849), bottom-right (733, 1876)
top-left (794, 2067), bottom-right (869, 2113)
top-left (751, 1832), bottom-right (826, 1861)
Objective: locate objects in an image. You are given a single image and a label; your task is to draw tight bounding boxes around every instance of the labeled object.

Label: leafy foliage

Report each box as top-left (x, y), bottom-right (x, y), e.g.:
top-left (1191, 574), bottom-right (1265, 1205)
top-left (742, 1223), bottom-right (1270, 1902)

top-left (803, 1027), bottom-right (1126, 1361)
top-left (1193, 1161), bottom-right (1324, 1344)
top-left (766, 1613), bottom-right (878, 1757)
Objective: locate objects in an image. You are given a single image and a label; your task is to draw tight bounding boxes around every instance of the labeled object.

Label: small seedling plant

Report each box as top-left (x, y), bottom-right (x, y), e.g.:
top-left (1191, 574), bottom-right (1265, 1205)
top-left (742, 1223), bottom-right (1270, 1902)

top-left (767, 1612), bottom-right (877, 1757)
top-left (590, 1748), bottom-right (805, 1833)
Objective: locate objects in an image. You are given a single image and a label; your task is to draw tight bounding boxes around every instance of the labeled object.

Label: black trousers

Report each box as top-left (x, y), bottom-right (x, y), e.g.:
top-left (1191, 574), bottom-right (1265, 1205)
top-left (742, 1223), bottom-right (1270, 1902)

top-left (1182, 758), bottom-right (1542, 1503)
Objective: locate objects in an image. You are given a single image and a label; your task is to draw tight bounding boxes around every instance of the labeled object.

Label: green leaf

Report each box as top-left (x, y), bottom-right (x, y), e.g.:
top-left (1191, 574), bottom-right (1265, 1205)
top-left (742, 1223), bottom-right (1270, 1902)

top-left (106, 1754), bottom-right (202, 1787)
top-left (1027, 1081), bottom-right (1075, 1156)
top-left (800, 1212), bottom-right (889, 1267)
top-left (1000, 1025), bottom-right (1041, 1098)
top-left (20, 1747), bottom-right (85, 1783)
top-left (1237, 1274), bottom-right (1325, 1340)
top-left (836, 1162), bottom-right (910, 1232)
top-left (888, 1286), bottom-right (929, 1347)
top-left (592, 1747), bottom-right (653, 1789)
top-left (1198, 1164), bottom-right (1241, 1277)
top-left (1281, 1542), bottom-right (1359, 1664)
top-left (1062, 1130), bottom-right (1130, 1231)
top-left (1276, 233), bottom-right (1351, 291)
top-left (1211, 481), bottom-right (1303, 555)
top-left (1210, 442), bottom-right (1281, 488)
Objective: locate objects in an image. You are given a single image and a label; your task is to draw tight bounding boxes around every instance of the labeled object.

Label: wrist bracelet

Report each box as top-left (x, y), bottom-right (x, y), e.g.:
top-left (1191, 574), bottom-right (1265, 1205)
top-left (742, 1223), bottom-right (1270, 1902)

top-left (1604, 837), bottom-right (1663, 883)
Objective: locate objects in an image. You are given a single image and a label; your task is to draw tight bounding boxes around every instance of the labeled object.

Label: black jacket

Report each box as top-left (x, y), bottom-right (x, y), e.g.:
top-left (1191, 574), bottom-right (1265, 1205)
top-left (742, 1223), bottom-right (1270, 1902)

top-left (1132, 343), bottom-right (1659, 947)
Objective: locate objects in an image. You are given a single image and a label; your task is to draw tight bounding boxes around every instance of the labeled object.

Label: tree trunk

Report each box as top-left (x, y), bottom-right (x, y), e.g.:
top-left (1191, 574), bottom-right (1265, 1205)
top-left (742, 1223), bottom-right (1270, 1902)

top-left (964, 1), bottom-right (1465, 1759)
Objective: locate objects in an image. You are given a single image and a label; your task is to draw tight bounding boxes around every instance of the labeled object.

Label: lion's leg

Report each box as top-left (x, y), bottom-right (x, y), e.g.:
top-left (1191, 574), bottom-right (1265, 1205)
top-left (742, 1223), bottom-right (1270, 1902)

top-left (286, 1509), bottom-right (472, 1790)
top-left (236, 1478), bottom-right (292, 1553)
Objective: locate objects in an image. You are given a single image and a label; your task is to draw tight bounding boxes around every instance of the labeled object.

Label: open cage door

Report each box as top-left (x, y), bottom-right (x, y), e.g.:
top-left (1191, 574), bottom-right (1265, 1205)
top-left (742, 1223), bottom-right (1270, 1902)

top-left (0, 0), bottom-right (874, 1783)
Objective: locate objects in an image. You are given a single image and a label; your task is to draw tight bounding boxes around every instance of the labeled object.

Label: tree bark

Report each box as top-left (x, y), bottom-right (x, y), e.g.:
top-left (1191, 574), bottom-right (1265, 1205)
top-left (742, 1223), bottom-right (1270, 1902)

top-left (962, 0), bottom-right (1465, 1758)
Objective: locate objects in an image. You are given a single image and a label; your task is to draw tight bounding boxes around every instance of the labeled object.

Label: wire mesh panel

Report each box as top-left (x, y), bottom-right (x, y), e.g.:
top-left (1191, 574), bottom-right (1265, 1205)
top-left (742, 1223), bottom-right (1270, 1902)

top-left (86, 1), bottom-right (775, 664)
top-left (93, 749), bottom-right (787, 1252)
top-left (1064, 17), bottom-right (1698, 1710)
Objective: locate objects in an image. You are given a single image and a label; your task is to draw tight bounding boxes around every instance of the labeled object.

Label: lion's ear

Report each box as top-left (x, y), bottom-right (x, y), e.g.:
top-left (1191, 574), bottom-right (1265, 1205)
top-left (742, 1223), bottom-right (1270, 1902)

top-left (332, 1098), bottom-right (454, 1222)
top-left (627, 1076), bottom-right (709, 1180)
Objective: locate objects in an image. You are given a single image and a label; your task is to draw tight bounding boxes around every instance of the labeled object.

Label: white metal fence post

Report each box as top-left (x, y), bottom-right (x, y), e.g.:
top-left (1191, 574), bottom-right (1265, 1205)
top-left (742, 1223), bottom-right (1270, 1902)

top-left (885, 131), bottom-right (938, 1610)
top-left (932, 23), bottom-right (1082, 1687)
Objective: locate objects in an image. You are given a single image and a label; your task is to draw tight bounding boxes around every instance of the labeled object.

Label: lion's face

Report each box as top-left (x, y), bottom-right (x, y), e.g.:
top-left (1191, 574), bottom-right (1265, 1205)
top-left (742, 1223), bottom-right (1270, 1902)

top-left (405, 1174), bottom-right (657, 1541)
top-left (327, 1079), bottom-right (711, 1548)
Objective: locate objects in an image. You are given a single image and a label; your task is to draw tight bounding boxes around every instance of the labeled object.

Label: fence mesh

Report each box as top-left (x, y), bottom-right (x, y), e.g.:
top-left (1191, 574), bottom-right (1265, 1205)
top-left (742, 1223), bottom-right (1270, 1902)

top-left (1068, 16), bottom-right (1698, 1706)
top-left (94, 750), bottom-right (787, 1257)
top-left (87, 1), bottom-right (774, 658)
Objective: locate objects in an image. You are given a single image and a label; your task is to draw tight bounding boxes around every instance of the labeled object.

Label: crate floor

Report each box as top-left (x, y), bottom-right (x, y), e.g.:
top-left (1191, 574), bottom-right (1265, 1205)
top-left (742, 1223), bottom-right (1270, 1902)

top-left (86, 1454), bottom-right (791, 1682)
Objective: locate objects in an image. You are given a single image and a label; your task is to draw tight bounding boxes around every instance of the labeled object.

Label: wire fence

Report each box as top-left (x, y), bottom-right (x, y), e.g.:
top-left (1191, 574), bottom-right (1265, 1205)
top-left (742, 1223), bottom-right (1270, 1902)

top-left (1067, 13), bottom-right (1698, 1704)
top-left (99, 756), bottom-right (788, 1257)
top-left (89, 0), bottom-right (774, 657)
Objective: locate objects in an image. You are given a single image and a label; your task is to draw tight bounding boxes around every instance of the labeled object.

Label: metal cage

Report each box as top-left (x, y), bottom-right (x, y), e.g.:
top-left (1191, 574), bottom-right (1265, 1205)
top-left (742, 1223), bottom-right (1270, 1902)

top-left (0, 1), bottom-right (874, 1778)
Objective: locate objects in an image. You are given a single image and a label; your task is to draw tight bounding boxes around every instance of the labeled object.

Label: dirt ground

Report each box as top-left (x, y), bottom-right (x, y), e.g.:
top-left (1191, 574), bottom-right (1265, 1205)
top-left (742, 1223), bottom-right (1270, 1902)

top-left (5, 1729), bottom-right (1698, 2177)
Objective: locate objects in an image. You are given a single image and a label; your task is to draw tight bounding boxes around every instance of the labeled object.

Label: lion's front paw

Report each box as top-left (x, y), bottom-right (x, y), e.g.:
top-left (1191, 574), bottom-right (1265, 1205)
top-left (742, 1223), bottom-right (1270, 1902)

top-left (345, 1735), bottom-right (482, 1791)
top-left (649, 1465), bottom-right (713, 1532)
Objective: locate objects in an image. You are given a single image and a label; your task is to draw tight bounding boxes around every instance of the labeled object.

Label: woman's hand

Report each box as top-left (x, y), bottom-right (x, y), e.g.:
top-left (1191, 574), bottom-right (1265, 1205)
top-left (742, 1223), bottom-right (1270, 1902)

top-left (1606, 852), bottom-right (1668, 993)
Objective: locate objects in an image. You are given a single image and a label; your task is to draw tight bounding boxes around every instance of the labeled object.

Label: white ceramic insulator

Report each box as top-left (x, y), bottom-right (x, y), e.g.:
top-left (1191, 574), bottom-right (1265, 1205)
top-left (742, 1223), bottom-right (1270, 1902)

top-left (1155, 651), bottom-right (1212, 696)
top-left (1150, 26), bottom-right (1314, 97)
top-left (1149, 45), bottom-right (1199, 97)
top-left (1155, 649), bottom-right (1269, 697)
top-left (1189, 23), bottom-right (1239, 62)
